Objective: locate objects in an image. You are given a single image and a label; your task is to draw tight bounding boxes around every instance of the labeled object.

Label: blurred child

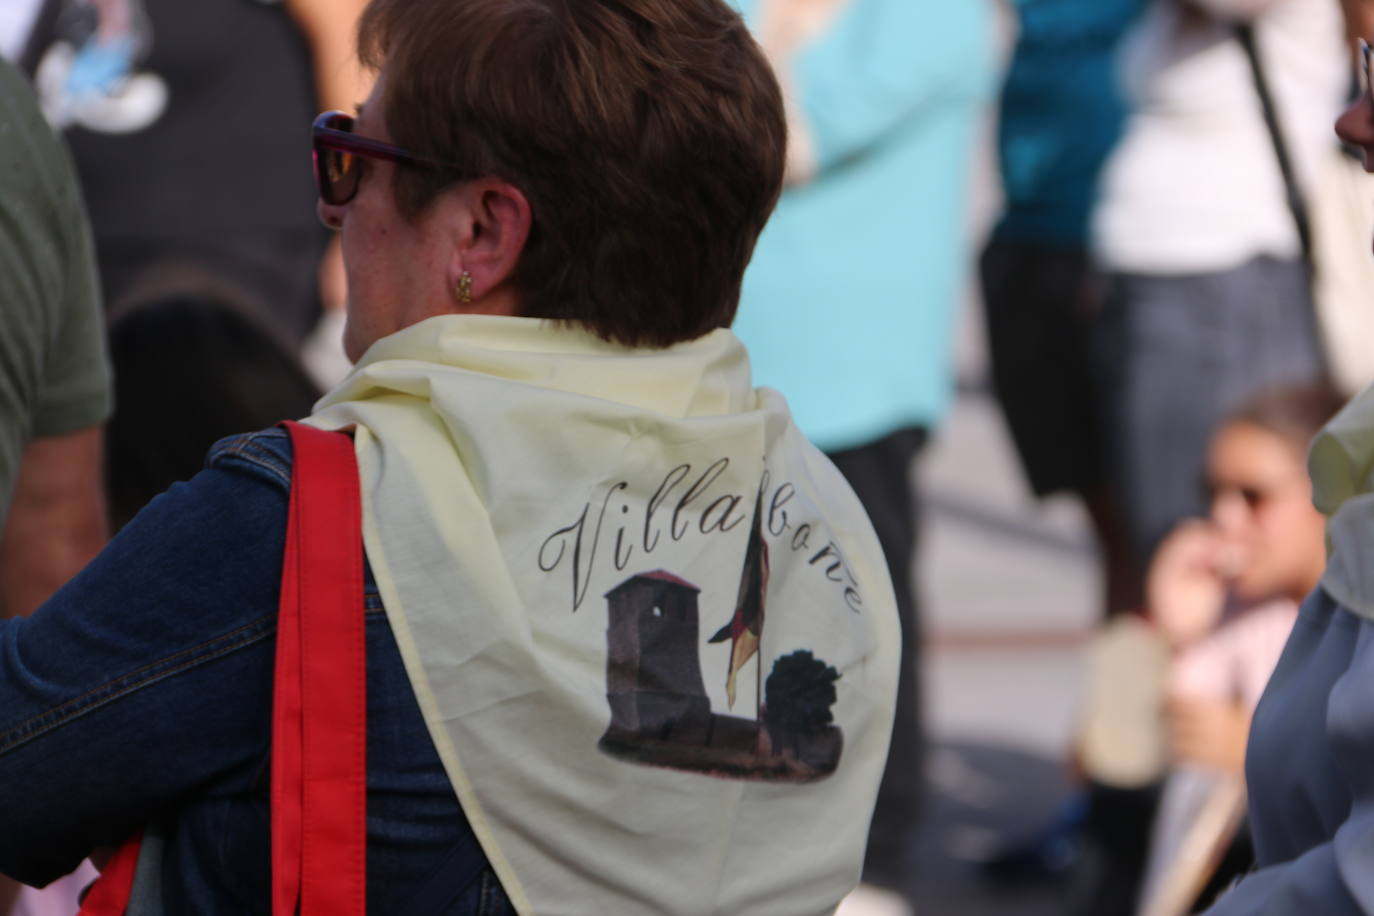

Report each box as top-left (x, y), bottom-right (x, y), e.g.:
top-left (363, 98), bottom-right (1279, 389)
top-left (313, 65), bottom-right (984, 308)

top-left (1138, 384), bottom-right (1341, 914)
top-left (986, 384), bottom-right (1343, 916)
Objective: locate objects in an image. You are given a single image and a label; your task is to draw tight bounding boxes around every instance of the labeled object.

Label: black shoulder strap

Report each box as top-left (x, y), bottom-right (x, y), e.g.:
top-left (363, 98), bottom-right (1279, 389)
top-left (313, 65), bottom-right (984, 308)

top-left (1235, 21), bottom-right (1314, 267)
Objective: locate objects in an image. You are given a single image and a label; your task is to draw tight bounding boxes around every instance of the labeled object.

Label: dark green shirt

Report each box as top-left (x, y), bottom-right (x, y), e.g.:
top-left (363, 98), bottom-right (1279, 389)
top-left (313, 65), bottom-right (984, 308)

top-left (0, 58), bottom-right (111, 516)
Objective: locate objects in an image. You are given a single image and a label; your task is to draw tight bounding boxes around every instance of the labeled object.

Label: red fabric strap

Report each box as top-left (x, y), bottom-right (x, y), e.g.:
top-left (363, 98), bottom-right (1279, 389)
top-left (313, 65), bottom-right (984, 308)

top-left (73, 422), bottom-right (367, 915)
top-left (75, 832), bottom-right (142, 916)
top-left (273, 421), bottom-right (368, 916)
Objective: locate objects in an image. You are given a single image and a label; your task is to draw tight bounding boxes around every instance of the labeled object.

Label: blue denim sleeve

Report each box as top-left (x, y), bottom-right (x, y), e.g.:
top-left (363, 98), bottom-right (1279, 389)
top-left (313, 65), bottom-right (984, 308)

top-left (0, 430), bottom-right (290, 886)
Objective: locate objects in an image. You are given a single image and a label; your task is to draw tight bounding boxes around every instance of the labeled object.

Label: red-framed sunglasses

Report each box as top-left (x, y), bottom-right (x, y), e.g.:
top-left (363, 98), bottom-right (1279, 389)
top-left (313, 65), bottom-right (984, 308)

top-left (312, 110), bottom-right (448, 205)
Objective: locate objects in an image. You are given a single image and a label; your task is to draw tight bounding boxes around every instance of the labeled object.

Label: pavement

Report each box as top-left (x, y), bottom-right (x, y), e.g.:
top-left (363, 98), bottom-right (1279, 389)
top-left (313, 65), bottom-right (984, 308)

top-left (902, 309), bottom-right (1100, 914)
top-left (893, 73), bottom-right (1105, 913)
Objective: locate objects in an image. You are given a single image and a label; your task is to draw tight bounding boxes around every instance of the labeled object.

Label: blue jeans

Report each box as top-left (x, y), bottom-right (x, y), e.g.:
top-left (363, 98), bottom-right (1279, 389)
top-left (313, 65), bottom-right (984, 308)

top-left (0, 429), bottom-right (512, 914)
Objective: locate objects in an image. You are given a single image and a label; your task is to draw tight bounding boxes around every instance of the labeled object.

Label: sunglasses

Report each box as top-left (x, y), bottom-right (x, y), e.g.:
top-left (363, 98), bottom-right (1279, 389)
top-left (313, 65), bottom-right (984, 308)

top-left (1203, 473), bottom-right (1305, 514)
top-left (312, 110), bottom-right (450, 205)
top-left (1204, 480), bottom-right (1270, 512)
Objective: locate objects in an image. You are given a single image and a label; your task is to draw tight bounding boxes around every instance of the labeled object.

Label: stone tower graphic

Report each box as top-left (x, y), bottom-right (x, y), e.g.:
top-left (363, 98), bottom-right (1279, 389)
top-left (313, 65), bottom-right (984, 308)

top-left (603, 570), bottom-right (712, 742)
top-left (597, 567), bottom-right (843, 783)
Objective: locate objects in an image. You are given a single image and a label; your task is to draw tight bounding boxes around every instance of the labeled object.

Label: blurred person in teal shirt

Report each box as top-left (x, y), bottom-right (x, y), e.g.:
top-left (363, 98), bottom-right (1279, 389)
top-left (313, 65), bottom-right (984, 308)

top-left (994, 0), bottom-right (1144, 247)
top-left (729, 0), bottom-right (993, 901)
top-left (981, 0), bottom-right (1145, 620)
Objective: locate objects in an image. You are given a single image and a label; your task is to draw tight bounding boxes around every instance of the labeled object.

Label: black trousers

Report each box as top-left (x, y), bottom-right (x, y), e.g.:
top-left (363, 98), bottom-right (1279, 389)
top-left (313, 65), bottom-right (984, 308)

top-left (827, 426), bottom-right (926, 889)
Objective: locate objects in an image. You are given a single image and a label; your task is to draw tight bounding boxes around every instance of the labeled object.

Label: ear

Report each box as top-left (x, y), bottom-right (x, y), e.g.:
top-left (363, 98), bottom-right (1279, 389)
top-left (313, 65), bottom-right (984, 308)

top-left (446, 178), bottom-right (532, 315)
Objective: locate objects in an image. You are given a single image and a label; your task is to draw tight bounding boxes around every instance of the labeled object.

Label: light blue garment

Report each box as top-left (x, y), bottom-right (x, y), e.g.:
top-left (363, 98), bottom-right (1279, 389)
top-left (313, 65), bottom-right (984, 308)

top-left (729, 0), bottom-right (993, 449)
top-left (993, 0), bottom-right (1146, 247)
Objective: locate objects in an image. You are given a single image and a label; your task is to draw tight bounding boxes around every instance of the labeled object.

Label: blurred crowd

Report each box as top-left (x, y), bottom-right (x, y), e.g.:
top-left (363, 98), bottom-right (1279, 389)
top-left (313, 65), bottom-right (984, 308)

top-left (0, 0), bottom-right (1372, 914)
top-left (975, 0), bottom-right (1366, 914)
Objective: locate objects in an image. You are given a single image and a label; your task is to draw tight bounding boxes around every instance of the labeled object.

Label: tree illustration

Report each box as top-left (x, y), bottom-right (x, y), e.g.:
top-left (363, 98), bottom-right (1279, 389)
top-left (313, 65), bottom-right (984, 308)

top-left (763, 650), bottom-right (840, 756)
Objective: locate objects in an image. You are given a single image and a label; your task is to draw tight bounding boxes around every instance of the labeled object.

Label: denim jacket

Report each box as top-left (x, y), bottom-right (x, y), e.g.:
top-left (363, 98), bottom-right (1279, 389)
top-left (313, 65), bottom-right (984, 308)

top-left (0, 428), bottom-right (512, 914)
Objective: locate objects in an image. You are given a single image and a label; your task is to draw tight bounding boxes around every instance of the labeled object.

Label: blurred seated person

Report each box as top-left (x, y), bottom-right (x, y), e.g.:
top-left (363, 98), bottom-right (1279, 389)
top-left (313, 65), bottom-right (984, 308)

top-left (987, 384), bottom-right (1342, 916)
top-left (1151, 384), bottom-right (1339, 773)
top-left (1135, 384), bottom-right (1342, 914)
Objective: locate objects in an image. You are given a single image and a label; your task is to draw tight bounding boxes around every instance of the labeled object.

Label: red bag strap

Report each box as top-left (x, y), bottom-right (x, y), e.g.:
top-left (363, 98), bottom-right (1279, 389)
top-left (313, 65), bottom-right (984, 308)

top-left (272, 420), bottom-right (368, 916)
top-left (75, 833), bottom-right (142, 916)
top-left (75, 422), bottom-right (367, 916)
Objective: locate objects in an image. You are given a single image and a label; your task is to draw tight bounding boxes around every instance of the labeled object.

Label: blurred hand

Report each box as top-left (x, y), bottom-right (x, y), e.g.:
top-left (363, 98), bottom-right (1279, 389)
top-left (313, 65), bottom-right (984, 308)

top-left (1146, 519), bottom-right (1233, 649)
top-left (1166, 695), bottom-right (1251, 776)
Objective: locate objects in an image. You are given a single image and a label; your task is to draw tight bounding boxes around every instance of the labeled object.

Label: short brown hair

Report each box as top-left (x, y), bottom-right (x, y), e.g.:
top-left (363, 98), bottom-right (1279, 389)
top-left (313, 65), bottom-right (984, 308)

top-left (1227, 382), bottom-right (1347, 455)
top-left (357, 0), bottom-right (786, 348)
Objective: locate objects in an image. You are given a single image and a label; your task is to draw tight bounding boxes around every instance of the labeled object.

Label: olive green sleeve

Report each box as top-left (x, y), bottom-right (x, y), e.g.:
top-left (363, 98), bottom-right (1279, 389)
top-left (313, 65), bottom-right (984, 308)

top-left (30, 136), bottom-right (112, 440)
top-left (0, 59), bottom-right (111, 444)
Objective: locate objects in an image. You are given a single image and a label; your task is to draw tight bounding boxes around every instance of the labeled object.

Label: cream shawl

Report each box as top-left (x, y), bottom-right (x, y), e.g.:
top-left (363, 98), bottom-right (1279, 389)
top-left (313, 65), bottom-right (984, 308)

top-left (1309, 384), bottom-right (1374, 620)
top-left (306, 315), bottom-right (900, 915)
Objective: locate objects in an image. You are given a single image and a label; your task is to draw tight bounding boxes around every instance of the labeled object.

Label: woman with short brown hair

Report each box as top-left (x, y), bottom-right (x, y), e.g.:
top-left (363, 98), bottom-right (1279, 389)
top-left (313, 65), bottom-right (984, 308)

top-left (0, 1), bottom-right (900, 913)
top-left (344, 0), bottom-right (787, 350)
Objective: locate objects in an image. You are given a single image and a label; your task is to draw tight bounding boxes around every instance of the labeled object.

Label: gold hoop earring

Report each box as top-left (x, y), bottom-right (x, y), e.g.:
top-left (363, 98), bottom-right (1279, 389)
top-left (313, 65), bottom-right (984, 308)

top-left (456, 271), bottom-right (474, 305)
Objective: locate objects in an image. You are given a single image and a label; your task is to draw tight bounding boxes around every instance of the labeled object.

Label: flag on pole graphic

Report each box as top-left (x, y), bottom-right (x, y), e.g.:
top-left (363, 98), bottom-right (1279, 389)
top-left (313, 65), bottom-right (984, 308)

top-left (709, 488), bottom-right (770, 708)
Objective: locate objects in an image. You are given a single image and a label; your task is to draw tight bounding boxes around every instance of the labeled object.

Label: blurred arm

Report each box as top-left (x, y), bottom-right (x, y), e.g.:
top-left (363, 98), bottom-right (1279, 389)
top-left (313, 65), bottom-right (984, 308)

top-left (0, 453), bottom-right (287, 887)
top-left (1342, 0), bottom-right (1374, 44)
top-left (0, 427), bottom-right (107, 619)
top-left (283, 0), bottom-right (373, 117)
top-left (283, 0), bottom-right (372, 316)
top-left (755, 0), bottom-right (994, 185)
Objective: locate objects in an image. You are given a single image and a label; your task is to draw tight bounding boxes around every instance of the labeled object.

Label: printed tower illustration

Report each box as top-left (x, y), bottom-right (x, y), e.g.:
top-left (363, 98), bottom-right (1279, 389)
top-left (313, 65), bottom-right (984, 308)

top-left (603, 571), bottom-right (712, 741)
top-left (597, 488), bottom-right (842, 782)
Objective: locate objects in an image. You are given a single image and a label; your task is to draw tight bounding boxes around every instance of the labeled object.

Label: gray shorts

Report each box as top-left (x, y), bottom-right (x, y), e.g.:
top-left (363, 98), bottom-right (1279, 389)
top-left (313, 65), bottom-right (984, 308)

top-left (1094, 255), bottom-right (1325, 571)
